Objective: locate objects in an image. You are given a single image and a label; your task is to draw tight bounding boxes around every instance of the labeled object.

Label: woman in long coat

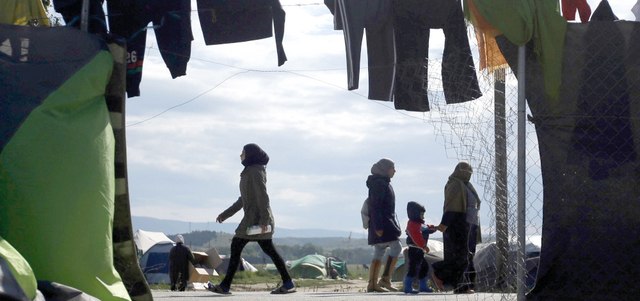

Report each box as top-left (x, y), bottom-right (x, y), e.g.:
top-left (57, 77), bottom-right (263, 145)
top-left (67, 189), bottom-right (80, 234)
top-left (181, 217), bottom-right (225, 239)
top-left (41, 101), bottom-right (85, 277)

top-left (209, 143), bottom-right (295, 295)
top-left (433, 161), bottom-right (481, 294)
top-left (366, 158), bottom-right (402, 292)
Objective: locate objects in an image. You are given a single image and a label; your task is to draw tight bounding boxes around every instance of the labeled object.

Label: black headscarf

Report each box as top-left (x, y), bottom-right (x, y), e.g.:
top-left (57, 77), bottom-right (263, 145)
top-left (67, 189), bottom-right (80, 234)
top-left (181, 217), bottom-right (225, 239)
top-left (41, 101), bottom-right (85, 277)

top-left (242, 143), bottom-right (269, 167)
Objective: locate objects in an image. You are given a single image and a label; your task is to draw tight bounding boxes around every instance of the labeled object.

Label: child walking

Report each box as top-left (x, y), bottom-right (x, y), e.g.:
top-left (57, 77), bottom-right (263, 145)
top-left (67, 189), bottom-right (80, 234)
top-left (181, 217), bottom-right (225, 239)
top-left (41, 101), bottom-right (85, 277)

top-left (404, 201), bottom-right (437, 294)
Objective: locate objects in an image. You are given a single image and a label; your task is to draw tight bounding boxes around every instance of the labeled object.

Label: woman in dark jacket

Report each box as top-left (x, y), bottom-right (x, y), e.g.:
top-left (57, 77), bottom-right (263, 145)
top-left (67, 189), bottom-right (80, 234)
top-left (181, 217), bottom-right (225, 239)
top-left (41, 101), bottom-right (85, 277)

top-left (366, 158), bottom-right (402, 292)
top-left (209, 143), bottom-right (295, 295)
top-left (433, 161), bottom-right (481, 294)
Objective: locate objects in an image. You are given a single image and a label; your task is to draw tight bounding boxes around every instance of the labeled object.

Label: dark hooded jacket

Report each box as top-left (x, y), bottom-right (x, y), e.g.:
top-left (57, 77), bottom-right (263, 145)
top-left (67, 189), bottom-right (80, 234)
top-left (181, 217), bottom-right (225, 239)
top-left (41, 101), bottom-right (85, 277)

top-left (405, 201), bottom-right (435, 248)
top-left (219, 144), bottom-right (275, 240)
top-left (366, 174), bottom-right (401, 245)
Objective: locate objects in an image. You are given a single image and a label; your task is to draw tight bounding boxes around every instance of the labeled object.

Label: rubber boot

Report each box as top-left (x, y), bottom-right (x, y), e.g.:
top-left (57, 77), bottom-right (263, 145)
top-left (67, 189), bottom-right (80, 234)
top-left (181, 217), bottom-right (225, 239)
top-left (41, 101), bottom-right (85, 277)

top-left (419, 277), bottom-right (433, 292)
top-left (403, 276), bottom-right (418, 294)
top-left (378, 256), bottom-right (399, 291)
top-left (367, 259), bottom-right (389, 292)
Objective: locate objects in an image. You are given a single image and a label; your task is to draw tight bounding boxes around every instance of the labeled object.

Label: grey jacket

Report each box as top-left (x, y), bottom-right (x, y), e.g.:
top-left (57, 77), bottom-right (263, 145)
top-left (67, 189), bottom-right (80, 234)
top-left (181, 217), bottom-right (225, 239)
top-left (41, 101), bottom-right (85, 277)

top-left (219, 165), bottom-right (275, 240)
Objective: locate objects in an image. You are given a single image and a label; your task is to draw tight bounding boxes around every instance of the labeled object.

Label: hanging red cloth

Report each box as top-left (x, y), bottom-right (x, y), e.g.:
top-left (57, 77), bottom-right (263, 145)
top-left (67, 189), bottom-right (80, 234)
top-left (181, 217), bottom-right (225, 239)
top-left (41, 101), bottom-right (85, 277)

top-left (562, 0), bottom-right (591, 23)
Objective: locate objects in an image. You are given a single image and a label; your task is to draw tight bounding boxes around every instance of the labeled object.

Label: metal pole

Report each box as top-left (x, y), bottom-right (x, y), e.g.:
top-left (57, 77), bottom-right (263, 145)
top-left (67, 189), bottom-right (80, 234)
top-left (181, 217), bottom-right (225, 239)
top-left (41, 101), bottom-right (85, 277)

top-left (494, 68), bottom-right (509, 289)
top-left (80, 0), bottom-right (90, 32)
top-left (517, 45), bottom-right (527, 301)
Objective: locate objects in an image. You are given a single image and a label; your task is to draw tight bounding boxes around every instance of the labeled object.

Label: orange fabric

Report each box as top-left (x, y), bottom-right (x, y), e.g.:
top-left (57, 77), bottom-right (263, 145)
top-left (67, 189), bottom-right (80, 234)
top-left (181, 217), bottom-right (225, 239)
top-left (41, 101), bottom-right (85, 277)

top-left (474, 27), bottom-right (508, 73)
top-left (468, 0), bottom-right (508, 73)
top-left (468, 0), bottom-right (501, 38)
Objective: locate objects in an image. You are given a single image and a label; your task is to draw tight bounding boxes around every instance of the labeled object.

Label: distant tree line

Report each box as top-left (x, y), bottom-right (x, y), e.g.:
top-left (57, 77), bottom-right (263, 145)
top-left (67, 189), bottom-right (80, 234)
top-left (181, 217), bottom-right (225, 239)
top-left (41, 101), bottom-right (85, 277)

top-left (168, 230), bottom-right (374, 264)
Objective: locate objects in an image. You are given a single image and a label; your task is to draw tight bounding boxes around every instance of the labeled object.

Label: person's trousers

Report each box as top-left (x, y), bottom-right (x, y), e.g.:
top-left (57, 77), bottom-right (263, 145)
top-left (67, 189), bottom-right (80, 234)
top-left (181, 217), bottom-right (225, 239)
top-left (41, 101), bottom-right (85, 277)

top-left (432, 223), bottom-right (477, 292)
top-left (170, 266), bottom-right (189, 291)
top-left (221, 237), bottom-right (291, 288)
top-left (406, 247), bottom-right (429, 278)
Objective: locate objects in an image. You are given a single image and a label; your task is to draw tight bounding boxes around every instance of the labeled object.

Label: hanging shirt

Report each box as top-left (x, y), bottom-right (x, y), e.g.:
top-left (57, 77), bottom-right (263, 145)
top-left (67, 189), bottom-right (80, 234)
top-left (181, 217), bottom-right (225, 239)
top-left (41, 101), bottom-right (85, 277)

top-left (562, 0), bottom-right (591, 23)
top-left (107, 0), bottom-right (193, 98)
top-left (197, 0), bottom-right (287, 66)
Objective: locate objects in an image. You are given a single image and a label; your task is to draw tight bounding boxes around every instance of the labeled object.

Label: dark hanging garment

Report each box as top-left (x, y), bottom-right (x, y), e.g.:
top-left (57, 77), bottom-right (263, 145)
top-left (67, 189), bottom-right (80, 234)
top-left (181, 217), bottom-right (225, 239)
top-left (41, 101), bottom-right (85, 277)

top-left (332, 0), bottom-right (395, 101)
top-left (107, 0), bottom-right (193, 98)
top-left (496, 16), bottom-right (640, 301)
top-left (52, 0), bottom-right (107, 34)
top-left (393, 0), bottom-right (481, 112)
top-left (324, 0), bottom-right (343, 30)
top-left (197, 0), bottom-right (287, 66)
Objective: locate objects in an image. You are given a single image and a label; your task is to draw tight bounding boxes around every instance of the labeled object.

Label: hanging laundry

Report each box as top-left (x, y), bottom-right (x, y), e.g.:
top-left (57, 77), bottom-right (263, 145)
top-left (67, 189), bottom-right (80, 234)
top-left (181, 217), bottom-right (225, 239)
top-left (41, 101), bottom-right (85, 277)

top-left (590, 0), bottom-right (617, 21)
top-left (561, 0), bottom-right (591, 23)
top-left (324, 0), bottom-right (343, 30)
top-left (107, 0), bottom-right (193, 98)
top-left (326, 0), bottom-right (395, 101)
top-left (466, 0), bottom-right (507, 73)
top-left (393, 0), bottom-right (481, 112)
top-left (52, 0), bottom-right (107, 33)
top-left (197, 0), bottom-right (287, 66)
top-left (0, 0), bottom-right (50, 26)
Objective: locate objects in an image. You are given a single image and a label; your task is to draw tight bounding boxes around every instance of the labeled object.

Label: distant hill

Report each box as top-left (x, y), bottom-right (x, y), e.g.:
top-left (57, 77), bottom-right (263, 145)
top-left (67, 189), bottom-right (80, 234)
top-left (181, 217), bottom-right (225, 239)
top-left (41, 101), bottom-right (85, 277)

top-left (131, 215), bottom-right (355, 238)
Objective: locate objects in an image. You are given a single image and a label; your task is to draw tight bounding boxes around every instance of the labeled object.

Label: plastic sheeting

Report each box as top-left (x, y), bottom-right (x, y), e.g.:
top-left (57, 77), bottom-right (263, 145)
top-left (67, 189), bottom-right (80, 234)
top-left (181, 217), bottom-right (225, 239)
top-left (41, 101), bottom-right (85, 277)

top-left (0, 23), bottom-right (130, 301)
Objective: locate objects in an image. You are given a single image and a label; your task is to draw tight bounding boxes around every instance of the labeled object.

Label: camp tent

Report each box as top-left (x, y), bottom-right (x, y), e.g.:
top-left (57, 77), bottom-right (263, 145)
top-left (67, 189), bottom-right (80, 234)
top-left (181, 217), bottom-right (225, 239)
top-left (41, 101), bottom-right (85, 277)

top-left (473, 236), bottom-right (541, 291)
top-left (288, 254), bottom-right (327, 279)
top-left (326, 257), bottom-right (348, 279)
top-left (134, 230), bottom-right (176, 284)
top-left (134, 230), bottom-right (174, 256)
top-left (138, 242), bottom-right (175, 284)
top-left (134, 230), bottom-right (221, 284)
top-left (215, 255), bottom-right (258, 275)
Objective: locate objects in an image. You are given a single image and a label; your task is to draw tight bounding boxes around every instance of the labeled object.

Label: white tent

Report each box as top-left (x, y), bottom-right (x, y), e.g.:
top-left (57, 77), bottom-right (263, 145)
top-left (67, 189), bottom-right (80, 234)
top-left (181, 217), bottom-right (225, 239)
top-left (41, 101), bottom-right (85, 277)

top-left (134, 229), bottom-right (173, 255)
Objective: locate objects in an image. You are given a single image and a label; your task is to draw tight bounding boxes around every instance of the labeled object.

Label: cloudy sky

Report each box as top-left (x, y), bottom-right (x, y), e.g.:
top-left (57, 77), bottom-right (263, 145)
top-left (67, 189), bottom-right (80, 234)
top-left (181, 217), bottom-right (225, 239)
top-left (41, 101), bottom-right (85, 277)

top-left (120, 0), bottom-right (636, 239)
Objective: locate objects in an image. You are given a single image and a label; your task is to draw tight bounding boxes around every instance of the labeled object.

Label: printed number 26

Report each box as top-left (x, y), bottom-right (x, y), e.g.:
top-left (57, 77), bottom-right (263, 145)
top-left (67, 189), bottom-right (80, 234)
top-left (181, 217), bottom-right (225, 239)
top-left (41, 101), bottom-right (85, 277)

top-left (127, 51), bottom-right (138, 64)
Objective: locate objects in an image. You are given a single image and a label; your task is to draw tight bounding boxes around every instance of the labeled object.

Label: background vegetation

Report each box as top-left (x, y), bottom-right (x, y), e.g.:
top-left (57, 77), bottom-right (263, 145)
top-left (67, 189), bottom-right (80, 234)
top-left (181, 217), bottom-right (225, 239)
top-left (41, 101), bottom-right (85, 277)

top-left (168, 230), bottom-right (379, 264)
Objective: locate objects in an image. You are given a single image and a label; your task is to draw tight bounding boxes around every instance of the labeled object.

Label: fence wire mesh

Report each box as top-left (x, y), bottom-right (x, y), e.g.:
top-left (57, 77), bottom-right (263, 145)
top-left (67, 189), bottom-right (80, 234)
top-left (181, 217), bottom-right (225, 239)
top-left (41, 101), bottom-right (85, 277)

top-left (411, 19), bottom-right (640, 300)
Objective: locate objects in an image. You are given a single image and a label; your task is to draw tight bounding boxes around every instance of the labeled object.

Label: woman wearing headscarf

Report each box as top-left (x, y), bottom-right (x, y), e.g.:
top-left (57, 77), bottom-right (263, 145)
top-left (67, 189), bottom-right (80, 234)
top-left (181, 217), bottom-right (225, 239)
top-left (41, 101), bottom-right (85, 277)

top-left (209, 143), bottom-right (295, 295)
top-left (432, 162), bottom-right (481, 294)
top-left (366, 158), bottom-right (402, 292)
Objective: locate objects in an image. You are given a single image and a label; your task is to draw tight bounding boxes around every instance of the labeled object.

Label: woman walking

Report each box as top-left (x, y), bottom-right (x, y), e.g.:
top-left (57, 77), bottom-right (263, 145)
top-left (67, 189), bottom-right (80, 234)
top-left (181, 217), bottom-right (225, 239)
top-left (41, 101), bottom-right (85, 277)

top-left (366, 158), bottom-right (403, 292)
top-left (208, 143), bottom-right (295, 295)
top-left (433, 161), bottom-right (481, 294)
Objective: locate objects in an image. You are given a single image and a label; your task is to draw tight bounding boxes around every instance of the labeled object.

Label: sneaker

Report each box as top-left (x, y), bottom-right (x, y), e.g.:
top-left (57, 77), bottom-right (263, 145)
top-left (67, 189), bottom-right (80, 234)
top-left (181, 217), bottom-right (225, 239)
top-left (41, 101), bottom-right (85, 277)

top-left (271, 281), bottom-right (296, 294)
top-left (207, 283), bottom-right (231, 295)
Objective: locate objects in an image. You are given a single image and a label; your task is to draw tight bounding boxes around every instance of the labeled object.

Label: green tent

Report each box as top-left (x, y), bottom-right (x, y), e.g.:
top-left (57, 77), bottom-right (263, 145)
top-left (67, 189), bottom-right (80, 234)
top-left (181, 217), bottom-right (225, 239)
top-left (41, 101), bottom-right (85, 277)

top-left (288, 254), bottom-right (327, 279)
top-left (326, 257), bottom-right (348, 279)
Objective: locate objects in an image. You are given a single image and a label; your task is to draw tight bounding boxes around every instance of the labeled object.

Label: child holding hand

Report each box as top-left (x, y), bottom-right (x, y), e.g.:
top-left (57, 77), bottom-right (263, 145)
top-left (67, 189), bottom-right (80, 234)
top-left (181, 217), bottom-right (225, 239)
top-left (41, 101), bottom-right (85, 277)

top-left (404, 201), bottom-right (437, 294)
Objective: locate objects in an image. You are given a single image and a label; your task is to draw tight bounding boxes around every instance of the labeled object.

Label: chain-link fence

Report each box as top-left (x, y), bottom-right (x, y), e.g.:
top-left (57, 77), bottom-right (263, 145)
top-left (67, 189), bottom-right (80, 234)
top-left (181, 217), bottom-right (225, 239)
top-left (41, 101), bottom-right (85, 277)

top-left (418, 17), bottom-right (640, 300)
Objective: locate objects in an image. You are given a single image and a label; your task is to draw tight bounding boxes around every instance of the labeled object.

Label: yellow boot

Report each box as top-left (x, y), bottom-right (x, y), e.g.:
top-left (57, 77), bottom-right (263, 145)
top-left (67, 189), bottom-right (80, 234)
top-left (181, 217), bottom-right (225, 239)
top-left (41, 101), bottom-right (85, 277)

top-left (378, 256), bottom-right (399, 292)
top-left (367, 259), bottom-right (389, 292)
